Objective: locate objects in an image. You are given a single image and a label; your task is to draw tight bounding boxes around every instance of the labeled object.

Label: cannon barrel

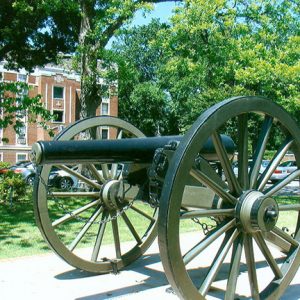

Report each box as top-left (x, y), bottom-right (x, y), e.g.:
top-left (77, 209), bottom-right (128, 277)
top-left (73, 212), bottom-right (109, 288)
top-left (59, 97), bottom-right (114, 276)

top-left (31, 134), bottom-right (235, 165)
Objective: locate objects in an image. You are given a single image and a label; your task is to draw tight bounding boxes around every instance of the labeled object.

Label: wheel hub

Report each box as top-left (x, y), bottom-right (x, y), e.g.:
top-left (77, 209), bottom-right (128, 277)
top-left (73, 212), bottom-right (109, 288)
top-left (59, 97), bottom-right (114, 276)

top-left (101, 180), bottom-right (125, 210)
top-left (236, 190), bottom-right (279, 233)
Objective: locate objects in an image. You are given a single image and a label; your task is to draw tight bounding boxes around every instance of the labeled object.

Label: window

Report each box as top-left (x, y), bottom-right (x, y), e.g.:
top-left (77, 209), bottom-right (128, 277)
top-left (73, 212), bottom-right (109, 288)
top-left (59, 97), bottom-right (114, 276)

top-left (101, 102), bottom-right (109, 115)
top-left (16, 153), bottom-right (28, 163)
top-left (0, 153), bottom-right (3, 162)
top-left (0, 72), bottom-right (3, 82)
top-left (53, 86), bottom-right (64, 99)
top-left (53, 110), bottom-right (64, 123)
top-left (18, 74), bottom-right (27, 82)
top-left (16, 125), bottom-right (27, 145)
top-left (101, 128), bottom-right (108, 139)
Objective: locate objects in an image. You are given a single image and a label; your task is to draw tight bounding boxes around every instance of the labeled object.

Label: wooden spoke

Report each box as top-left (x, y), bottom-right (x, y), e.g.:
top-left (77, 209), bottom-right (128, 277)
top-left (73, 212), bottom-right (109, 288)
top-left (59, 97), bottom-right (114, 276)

top-left (249, 116), bottom-right (273, 189)
top-left (68, 208), bottom-right (103, 251)
top-left (52, 199), bottom-right (100, 227)
top-left (190, 167), bottom-right (237, 205)
top-left (196, 156), bottom-right (228, 190)
top-left (272, 226), bottom-right (299, 248)
top-left (253, 232), bottom-right (283, 279)
top-left (244, 234), bottom-right (259, 300)
top-left (101, 163), bottom-right (111, 180)
top-left (183, 219), bottom-right (235, 265)
top-left (258, 137), bottom-right (294, 191)
top-left (110, 163), bottom-right (119, 180)
top-left (263, 231), bottom-right (291, 253)
top-left (111, 213), bottom-right (121, 259)
top-left (87, 163), bottom-right (105, 183)
top-left (237, 114), bottom-right (249, 189)
top-left (51, 191), bottom-right (100, 198)
top-left (130, 205), bottom-right (156, 223)
top-left (264, 170), bottom-right (300, 197)
top-left (91, 210), bottom-right (108, 262)
top-left (212, 131), bottom-right (242, 195)
top-left (117, 129), bottom-right (123, 139)
top-left (180, 208), bottom-right (235, 219)
top-left (279, 204), bottom-right (300, 211)
top-left (225, 233), bottom-right (244, 300)
top-left (55, 164), bottom-right (101, 190)
top-left (199, 229), bottom-right (239, 297)
top-left (121, 212), bottom-right (142, 244)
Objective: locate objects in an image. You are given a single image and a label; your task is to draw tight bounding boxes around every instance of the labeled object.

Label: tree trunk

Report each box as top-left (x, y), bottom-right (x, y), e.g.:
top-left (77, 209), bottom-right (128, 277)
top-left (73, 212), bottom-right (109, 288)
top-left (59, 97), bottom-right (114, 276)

top-left (79, 0), bottom-right (101, 120)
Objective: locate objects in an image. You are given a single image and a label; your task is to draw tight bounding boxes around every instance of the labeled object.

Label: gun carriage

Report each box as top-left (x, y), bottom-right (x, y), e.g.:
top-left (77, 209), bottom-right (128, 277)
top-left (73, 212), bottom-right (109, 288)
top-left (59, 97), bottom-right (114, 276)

top-left (31, 96), bottom-right (300, 299)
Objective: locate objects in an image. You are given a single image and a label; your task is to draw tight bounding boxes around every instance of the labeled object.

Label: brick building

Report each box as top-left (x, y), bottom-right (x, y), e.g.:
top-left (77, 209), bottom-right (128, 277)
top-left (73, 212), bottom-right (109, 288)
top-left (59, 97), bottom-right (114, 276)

top-left (0, 62), bottom-right (118, 164)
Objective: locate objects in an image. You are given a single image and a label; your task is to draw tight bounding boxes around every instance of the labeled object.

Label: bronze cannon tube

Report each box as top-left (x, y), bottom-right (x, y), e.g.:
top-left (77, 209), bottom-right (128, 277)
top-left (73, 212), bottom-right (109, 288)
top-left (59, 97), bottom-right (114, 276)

top-left (31, 135), bottom-right (235, 165)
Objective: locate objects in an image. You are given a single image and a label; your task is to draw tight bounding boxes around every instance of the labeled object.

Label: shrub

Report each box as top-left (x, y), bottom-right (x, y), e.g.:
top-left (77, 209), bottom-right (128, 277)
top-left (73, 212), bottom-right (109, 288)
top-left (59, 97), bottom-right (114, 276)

top-left (0, 170), bottom-right (27, 204)
top-left (0, 161), bottom-right (10, 169)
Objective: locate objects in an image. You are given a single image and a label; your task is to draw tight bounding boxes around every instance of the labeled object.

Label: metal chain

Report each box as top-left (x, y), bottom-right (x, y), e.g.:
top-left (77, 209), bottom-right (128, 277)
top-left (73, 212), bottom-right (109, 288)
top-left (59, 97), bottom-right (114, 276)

top-left (38, 170), bottom-right (135, 225)
top-left (191, 216), bottom-right (218, 236)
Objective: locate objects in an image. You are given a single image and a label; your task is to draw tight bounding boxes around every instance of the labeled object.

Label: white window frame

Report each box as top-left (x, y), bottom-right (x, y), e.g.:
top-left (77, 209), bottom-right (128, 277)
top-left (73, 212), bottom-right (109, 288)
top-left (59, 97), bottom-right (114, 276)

top-left (0, 152), bottom-right (3, 162)
top-left (16, 152), bottom-right (28, 163)
top-left (53, 86), bottom-right (64, 100)
top-left (52, 109), bottom-right (65, 123)
top-left (100, 127), bottom-right (109, 139)
top-left (17, 73), bottom-right (28, 83)
top-left (52, 85), bottom-right (65, 124)
top-left (101, 98), bottom-right (110, 116)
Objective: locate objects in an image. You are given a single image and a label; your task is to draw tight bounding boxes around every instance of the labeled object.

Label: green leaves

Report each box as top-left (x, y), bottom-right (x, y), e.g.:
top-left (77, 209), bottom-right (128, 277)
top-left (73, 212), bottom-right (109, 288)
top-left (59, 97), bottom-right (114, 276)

top-left (114, 0), bottom-right (299, 138)
top-left (0, 81), bottom-right (54, 140)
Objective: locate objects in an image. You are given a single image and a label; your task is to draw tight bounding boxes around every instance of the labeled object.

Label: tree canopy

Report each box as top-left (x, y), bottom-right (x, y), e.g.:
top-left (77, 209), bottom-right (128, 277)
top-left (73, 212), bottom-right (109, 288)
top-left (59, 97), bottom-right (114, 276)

top-left (1, 0), bottom-right (299, 140)
top-left (0, 0), bottom-right (180, 120)
top-left (114, 0), bottom-right (300, 139)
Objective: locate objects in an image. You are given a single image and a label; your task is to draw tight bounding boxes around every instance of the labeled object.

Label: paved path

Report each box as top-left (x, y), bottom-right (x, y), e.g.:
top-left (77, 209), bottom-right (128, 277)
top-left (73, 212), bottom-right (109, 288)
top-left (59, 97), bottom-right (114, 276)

top-left (1, 238), bottom-right (300, 300)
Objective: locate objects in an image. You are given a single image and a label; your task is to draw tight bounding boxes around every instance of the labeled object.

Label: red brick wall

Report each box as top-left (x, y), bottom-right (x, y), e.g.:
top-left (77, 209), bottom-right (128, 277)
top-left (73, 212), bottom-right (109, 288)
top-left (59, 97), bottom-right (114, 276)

top-left (1, 70), bottom-right (118, 164)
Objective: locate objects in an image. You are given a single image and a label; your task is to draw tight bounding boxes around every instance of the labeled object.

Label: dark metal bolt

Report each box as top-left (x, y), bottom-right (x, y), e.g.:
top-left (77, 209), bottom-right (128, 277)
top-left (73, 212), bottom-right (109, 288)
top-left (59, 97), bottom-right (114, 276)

top-left (264, 206), bottom-right (278, 222)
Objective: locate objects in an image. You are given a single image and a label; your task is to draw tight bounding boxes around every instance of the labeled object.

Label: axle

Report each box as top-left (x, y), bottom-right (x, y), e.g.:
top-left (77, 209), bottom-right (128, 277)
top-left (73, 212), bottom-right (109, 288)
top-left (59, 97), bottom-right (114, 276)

top-left (31, 135), bottom-right (235, 165)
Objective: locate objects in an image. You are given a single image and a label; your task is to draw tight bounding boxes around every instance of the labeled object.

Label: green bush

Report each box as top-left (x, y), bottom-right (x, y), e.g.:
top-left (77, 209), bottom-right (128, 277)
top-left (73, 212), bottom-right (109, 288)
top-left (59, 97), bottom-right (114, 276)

top-left (0, 161), bottom-right (10, 169)
top-left (0, 170), bottom-right (27, 204)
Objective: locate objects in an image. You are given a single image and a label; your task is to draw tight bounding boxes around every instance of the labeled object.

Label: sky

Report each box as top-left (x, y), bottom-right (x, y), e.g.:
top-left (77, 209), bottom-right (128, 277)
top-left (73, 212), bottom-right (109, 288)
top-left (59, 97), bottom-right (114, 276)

top-left (107, 2), bottom-right (180, 48)
top-left (131, 2), bottom-right (179, 26)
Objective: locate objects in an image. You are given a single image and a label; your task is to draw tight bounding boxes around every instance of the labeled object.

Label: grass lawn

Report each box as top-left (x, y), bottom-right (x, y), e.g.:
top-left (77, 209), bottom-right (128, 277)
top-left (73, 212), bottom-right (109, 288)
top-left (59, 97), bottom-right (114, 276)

top-left (0, 191), bottom-right (50, 259)
top-left (0, 189), bottom-right (299, 260)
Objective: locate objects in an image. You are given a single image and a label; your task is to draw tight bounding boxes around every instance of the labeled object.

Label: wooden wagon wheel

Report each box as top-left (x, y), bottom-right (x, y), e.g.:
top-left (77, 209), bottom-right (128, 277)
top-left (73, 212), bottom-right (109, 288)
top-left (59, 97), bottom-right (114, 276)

top-left (159, 96), bottom-right (300, 299)
top-left (34, 116), bottom-right (157, 273)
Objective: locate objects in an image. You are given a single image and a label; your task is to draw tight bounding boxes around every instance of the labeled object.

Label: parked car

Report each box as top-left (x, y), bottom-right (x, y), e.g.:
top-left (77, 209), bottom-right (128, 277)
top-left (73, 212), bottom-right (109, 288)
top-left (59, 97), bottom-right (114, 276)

top-left (0, 166), bottom-right (10, 175)
top-left (48, 166), bottom-right (78, 190)
top-left (270, 160), bottom-right (298, 182)
top-left (10, 160), bottom-right (32, 170)
top-left (11, 161), bottom-right (36, 185)
top-left (232, 160), bottom-right (270, 176)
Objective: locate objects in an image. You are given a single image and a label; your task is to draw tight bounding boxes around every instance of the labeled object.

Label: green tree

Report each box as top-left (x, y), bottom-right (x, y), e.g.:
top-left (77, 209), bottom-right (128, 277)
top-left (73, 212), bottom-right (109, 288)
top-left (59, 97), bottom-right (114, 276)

top-left (0, 0), bottom-right (180, 120)
top-left (114, 0), bottom-right (299, 143)
top-left (113, 19), bottom-right (172, 135)
top-left (157, 0), bottom-right (300, 132)
top-left (119, 82), bottom-right (168, 135)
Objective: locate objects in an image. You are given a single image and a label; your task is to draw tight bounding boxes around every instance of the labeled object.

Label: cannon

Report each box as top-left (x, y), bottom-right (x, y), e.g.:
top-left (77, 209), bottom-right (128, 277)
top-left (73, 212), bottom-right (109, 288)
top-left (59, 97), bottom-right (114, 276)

top-left (31, 96), bottom-right (300, 299)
